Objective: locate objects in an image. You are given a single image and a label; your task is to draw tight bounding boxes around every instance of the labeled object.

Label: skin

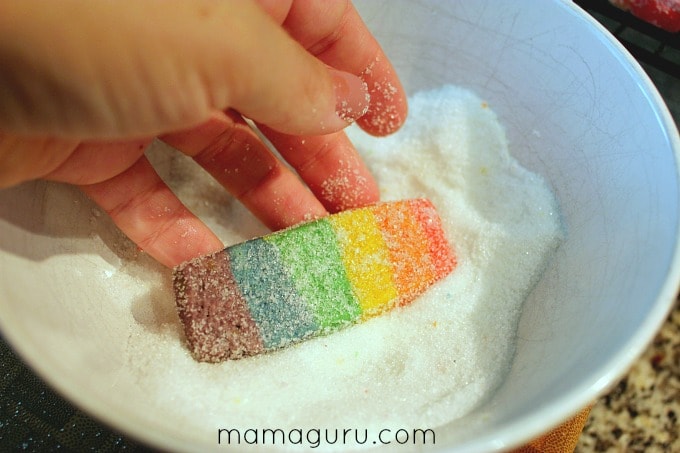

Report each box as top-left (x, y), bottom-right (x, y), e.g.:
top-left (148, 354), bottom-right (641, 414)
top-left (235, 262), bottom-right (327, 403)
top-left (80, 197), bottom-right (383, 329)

top-left (0, 0), bottom-right (407, 267)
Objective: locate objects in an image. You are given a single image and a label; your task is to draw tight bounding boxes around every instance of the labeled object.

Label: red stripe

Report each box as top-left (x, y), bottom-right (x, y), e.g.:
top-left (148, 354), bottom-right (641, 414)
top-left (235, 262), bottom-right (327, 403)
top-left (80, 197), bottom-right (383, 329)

top-left (410, 199), bottom-right (457, 279)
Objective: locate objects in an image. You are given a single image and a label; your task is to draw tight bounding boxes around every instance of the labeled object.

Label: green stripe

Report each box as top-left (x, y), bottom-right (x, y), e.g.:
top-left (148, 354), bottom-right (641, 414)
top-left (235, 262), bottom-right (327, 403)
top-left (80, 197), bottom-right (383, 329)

top-left (266, 219), bottom-right (361, 331)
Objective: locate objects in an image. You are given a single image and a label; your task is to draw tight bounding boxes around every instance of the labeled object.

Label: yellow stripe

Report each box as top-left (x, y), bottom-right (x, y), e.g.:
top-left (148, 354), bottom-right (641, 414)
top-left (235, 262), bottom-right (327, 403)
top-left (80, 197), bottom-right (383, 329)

top-left (328, 207), bottom-right (398, 316)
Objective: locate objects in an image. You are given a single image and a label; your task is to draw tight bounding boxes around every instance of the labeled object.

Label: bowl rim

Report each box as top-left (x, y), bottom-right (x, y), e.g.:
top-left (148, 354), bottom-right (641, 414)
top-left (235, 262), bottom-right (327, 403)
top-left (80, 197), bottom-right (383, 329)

top-left (449, 1), bottom-right (680, 451)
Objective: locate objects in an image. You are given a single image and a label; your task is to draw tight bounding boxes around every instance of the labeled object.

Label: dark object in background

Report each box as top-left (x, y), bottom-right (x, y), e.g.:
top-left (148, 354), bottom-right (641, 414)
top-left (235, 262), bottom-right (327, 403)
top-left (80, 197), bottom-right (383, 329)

top-left (609, 0), bottom-right (680, 33)
top-left (576, 0), bottom-right (680, 81)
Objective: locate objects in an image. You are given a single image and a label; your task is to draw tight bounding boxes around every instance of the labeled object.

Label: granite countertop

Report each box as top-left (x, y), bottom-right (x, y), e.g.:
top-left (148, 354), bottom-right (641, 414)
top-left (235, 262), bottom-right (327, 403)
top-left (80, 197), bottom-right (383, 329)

top-left (576, 300), bottom-right (679, 451)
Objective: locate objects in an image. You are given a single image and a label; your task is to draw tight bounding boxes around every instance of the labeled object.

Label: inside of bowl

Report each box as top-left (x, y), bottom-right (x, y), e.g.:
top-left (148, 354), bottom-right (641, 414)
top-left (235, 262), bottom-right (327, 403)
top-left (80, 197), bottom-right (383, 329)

top-left (352, 0), bottom-right (679, 449)
top-left (1, 1), bottom-right (678, 452)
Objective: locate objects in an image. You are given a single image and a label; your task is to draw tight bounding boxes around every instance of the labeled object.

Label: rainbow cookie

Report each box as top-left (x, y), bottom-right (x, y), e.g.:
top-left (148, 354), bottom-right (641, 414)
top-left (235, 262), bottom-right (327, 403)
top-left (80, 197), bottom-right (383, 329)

top-left (173, 198), bottom-right (456, 362)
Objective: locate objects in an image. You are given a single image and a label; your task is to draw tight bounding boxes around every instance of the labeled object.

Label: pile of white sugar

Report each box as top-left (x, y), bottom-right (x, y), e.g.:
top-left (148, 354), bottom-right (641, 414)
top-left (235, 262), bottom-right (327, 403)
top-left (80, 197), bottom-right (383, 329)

top-left (119, 85), bottom-right (562, 448)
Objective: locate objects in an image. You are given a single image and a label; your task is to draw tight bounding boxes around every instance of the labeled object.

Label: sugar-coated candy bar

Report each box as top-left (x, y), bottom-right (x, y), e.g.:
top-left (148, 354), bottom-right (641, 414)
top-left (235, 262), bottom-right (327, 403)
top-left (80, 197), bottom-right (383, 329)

top-left (173, 198), bottom-right (456, 362)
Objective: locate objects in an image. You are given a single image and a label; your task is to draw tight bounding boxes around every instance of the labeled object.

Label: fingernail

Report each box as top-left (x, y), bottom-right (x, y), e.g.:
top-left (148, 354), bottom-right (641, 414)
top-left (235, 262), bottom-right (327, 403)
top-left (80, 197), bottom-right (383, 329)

top-left (331, 69), bottom-right (370, 125)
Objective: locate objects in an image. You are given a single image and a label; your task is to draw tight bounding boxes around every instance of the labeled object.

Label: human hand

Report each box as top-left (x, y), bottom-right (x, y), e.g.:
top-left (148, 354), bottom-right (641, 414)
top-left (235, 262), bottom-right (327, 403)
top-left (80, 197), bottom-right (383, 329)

top-left (0, 0), bottom-right (407, 267)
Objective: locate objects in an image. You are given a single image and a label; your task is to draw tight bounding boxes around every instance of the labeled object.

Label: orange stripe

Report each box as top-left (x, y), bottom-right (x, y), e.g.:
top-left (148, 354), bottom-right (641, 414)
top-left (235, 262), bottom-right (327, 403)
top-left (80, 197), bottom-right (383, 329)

top-left (373, 201), bottom-right (436, 305)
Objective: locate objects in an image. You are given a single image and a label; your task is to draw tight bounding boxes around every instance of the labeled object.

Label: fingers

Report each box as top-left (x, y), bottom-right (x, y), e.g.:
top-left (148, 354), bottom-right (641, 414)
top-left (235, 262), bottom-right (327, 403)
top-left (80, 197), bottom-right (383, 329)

top-left (161, 111), bottom-right (328, 230)
top-left (0, 131), bottom-right (151, 189)
top-left (0, 0), bottom-right (404, 268)
top-left (80, 156), bottom-right (223, 268)
top-left (0, 0), bottom-right (369, 140)
top-left (2, 115), bottom-right (374, 267)
top-left (258, 125), bottom-right (380, 213)
top-left (0, 133), bottom-right (77, 188)
top-left (278, 0), bottom-right (408, 136)
top-left (0, 132), bottom-right (218, 267)
top-left (43, 139), bottom-right (151, 186)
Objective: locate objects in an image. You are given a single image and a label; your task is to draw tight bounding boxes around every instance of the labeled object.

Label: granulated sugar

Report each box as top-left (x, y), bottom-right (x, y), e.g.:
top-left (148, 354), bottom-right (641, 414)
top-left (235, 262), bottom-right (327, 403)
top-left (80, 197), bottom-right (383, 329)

top-left (118, 85), bottom-right (562, 450)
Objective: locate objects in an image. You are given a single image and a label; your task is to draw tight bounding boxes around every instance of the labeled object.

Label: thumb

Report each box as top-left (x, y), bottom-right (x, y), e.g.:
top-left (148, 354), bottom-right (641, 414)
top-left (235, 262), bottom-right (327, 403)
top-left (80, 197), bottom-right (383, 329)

top-left (0, 0), bottom-right (369, 140)
top-left (220, 1), bottom-right (372, 136)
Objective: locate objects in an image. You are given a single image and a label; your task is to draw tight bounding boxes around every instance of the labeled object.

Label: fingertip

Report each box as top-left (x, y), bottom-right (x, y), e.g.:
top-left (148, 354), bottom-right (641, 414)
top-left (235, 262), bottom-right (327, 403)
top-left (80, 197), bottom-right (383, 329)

top-left (355, 56), bottom-right (408, 136)
top-left (261, 129), bottom-right (380, 214)
top-left (357, 98), bottom-right (407, 137)
top-left (331, 69), bottom-right (370, 125)
top-left (259, 68), bottom-right (370, 136)
top-left (315, 152), bottom-right (380, 213)
top-left (155, 217), bottom-right (226, 268)
top-left (245, 187), bottom-right (329, 231)
top-left (357, 78), bottom-right (407, 136)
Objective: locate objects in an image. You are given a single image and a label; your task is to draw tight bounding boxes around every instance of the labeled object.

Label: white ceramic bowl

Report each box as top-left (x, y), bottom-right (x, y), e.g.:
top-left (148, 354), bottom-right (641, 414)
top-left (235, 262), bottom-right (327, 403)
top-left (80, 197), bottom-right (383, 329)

top-left (1, 0), bottom-right (679, 451)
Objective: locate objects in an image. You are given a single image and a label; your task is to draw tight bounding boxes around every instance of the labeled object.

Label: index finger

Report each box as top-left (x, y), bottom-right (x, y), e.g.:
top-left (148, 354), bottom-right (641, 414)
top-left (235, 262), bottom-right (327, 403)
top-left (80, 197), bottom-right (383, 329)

top-left (279, 0), bottom-right (408, 136)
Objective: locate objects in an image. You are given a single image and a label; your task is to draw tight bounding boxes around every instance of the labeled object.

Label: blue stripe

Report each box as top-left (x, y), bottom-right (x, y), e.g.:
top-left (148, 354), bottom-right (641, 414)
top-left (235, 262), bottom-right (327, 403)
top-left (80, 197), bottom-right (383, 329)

top-left (227, 238), bottom-right (317, 350)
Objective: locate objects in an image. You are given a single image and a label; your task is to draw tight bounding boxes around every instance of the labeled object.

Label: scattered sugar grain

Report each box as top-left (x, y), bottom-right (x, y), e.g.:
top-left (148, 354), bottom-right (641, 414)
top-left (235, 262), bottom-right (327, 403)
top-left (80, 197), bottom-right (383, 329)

top-left (116, 85), bottom-right (562, 450)
top-left (319, 157), bottom-right (370, 211)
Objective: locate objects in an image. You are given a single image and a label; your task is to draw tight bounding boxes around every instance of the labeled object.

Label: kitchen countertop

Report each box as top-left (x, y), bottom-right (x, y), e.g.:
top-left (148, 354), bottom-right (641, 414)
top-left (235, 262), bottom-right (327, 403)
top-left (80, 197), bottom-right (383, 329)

top-left (1, 3), bottom-right (680, 452)
top-left (576, 299), bottom-right (679, 452)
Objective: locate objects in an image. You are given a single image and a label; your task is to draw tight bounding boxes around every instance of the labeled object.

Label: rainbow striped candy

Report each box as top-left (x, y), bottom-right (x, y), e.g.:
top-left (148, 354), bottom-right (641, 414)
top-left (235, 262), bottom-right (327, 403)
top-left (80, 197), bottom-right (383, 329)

top-left (173, 199), bottom-right (456, 362)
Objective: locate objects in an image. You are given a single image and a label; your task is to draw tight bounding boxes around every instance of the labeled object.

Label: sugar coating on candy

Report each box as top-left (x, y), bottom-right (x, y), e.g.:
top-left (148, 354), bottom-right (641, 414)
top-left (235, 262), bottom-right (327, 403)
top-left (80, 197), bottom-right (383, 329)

top-left (174, 252), bottom-right (263, 362)
top-left (373, 200), bottom-right (436, 302)
top-left (173, 198), bottom-right (456, 361)
top-left (227, 239), bottom-right (318, 350)
top-left (328, 207), bottom-right (399, 316)
top-left (265, 220), bottom-right (360, 330)
top-left (412, 198), bottom-right (457, 278)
